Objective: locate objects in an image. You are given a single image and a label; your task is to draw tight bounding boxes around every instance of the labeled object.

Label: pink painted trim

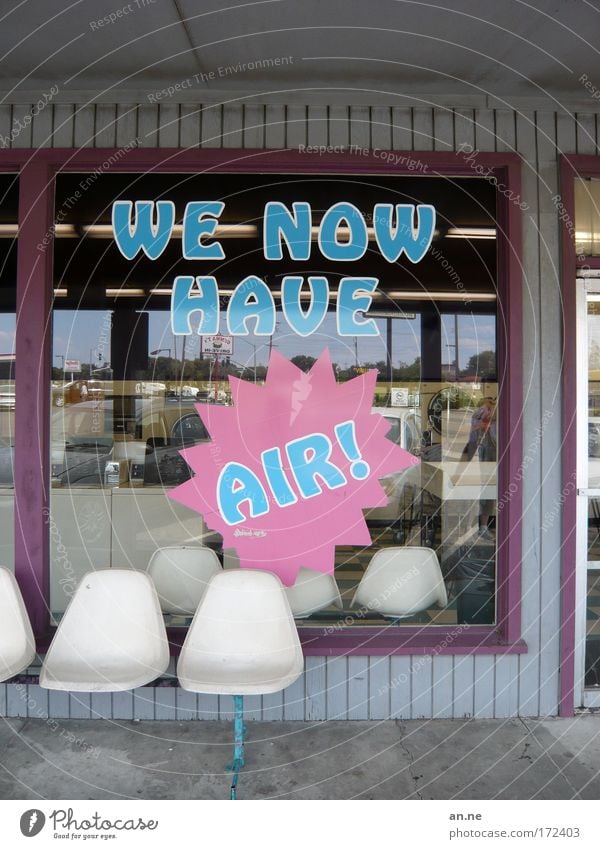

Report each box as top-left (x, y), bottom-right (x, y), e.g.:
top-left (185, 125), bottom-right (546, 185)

top-left (1, 146), bottom-right (524, 657)
top-left (14, 160), bottom-right (54, 636)
top-left (557, 154), bottom-right (600, 717)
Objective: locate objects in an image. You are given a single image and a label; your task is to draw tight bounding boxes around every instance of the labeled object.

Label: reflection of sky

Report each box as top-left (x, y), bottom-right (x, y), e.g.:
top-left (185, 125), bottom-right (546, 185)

top-left (0, 315), bottom-right (15, 353)
top-left (52, 309), bottom-right (496, 371)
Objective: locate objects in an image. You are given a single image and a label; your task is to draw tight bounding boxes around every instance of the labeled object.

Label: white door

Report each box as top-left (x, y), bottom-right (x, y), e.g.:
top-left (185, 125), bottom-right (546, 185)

top-left (576, 279), bottom-right (600, 707)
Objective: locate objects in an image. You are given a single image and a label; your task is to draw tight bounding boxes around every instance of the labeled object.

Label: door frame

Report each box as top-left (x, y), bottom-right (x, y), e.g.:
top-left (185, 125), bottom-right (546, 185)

top-left (559, 155), bottom-right (600, 712)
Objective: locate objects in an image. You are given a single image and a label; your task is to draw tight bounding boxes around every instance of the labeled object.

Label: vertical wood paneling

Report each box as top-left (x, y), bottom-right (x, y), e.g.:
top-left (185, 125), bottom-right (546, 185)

top-left (179, 104), bottom-right (201, 148)
top-left (0, 684), bottom-right (7, 716)
top-left (390, 657), bottom-right (411, 718)
top-left (433, 108), bottom-right (453, 151)
top-left (222, 104), bottom-right (243, 148)
top-left (329, 105), bottom-right (349, 148)
top-left (243, 104), bottom-right (265, 148)
top-left (265, 104), bottom-right (286, 150)
top-left (115, 104), bottom-right (138, 148)
top-left (349, 105), bottom-right (370, 149)
top-left (452, 656), bottom-right (475, 718)
top-left (94, 105), bottom-right (117, 147)
top-left (494, 110), bottom-right (516, 153)
top-left (175, 689), bottom-right (196, 720)
top-left (133, 687), bottom-right (156, 720)
top-left (90, 692), bottom-right (112, 719)
top-left (69, 693), bottom-right (91, 719)
top-left (348, 656), bottom-right (369, 719)
top-left (285, 105), bottom-right (307, 149)
top-left (73, 105), bottom-right (96, 148)
top-left (473, 656), bottom-right (495, 718)
top-left (474, 108), bottom-right (495, 151)
top-left (10, 105), bottom-right (32, 147)
top-left (158, 104), bottom-right (180, 148)
top-left (27, 684), bottom-right (48, 719)
top-left (218, 694), bottom-right (234, 720)
top-left (261, 689), bottom-right (284, 720)
top-left (410, 656), bottom-right (433, 718)
top-left (283, 673), bottom-right (305, 720)
top-left (391, 106), bottom-right (412, 151)
top-left (575, 113), bottom-right (597, 154)
top-left (6, 684), bottom-right (26, 717)
top-left (307, 105), bottom-right (328, 147)
top-left (137, 105), bottom-right (159, 147)
top-left (494, 655), bottom-right (519, 717)
top-left (111, 690), bottom-right (133, 719)
top-left (197, 693), bottom-right (219, 719)
top-left (200, 104), bottom-right (222, 148)
top-left (242, 694), bottom-right (262, 721)
top-left (412, 107), bottom-right (434, 150)
top-left (556, 112), bottom-right (577, 156)
top-left (432, 656), bottom-right (453, 718)
top-left (264, 104), bottom-right (286, 148)
top-left (31, 105), bottom-right (53, 148)
top-left (305, 656), bottom-right (327, 720)
top-left (454, 108), bottom-right (475, 150)
top-left (52, 104), bottom-right (75, 147)
top-left (326, 657), bottom-right (347, 719)
top-left (48, 691), bottom-right (70, 719)
top-left (368, 656), bottom-right (390, 719)
top-left (370, 106), bottom-right (392, 150)
top-left (154, 687), bottom-right (176, 720)
top-left (0, 105), bottom-right (11, 147)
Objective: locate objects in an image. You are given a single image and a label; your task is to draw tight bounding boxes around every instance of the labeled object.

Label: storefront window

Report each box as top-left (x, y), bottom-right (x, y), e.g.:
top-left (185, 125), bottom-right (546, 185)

top-left (0, 174), bottom-right (18, 573)
top-left (575, 177), bottom-right (600, 256)
top-left (50, 171), bottom-right (498, 628)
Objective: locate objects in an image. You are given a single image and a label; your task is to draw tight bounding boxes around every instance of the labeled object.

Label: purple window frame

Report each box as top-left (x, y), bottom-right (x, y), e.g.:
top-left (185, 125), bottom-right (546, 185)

top-left (558, 154), bottom-right (600, 716)
top-left (3, 147), bottom-right (526, 659)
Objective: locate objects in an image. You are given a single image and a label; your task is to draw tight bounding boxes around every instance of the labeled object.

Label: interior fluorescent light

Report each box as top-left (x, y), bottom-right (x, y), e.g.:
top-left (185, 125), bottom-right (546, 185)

top-left (0, 223), bottom-right (18, 237)
top-left (105, 288), bottom-right (146, 297)
top-left (446, 227), bottom-right (496, 239)
top-left (387, 290), bottom-right (496, 301)
top-left (53, 288), bottom-right (68, 297)
top-left (64, 224), bottom-right (259, 239)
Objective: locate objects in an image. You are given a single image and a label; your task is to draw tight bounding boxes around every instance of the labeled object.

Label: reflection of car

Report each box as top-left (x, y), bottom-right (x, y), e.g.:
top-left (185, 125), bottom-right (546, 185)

top-left (53, 380), bottom-right (104, 407)
top-left (365, 407), bottom-right (422, 528)
top-left (0, 398), bottom-right (210, 488)
top-left (0, 384), bottom-right (15, 410)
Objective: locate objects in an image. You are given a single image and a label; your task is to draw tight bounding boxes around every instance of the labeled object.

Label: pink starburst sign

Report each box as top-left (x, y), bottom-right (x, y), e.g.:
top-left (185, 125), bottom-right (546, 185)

top-left (168, 349), bottom-right (419, 586)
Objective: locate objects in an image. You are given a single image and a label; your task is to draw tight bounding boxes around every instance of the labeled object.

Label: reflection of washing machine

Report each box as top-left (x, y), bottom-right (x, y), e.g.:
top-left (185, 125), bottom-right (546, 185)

top-left (443, 540), bottom-right (495, 625)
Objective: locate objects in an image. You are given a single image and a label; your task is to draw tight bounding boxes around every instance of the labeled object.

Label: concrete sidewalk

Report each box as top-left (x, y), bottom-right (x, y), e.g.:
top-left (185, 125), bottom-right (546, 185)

top-left (0, 715), bottom-right (599, 800)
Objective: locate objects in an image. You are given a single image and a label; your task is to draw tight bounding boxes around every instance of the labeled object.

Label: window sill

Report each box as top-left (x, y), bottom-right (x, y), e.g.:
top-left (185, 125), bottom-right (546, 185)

top-left (297, 626), bottom-right (528, 656)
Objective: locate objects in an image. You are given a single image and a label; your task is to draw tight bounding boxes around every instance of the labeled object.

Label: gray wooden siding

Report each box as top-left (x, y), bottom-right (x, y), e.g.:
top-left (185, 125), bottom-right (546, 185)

top-left (2, 102), bottom-right (597, 719)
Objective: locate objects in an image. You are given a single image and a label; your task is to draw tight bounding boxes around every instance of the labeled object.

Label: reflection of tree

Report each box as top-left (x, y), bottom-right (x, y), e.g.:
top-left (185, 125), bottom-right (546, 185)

top-left (460, 350), bottom-right (496, 380)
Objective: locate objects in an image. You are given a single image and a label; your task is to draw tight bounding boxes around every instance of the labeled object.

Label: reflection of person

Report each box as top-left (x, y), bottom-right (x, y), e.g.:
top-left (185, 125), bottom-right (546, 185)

top-left (79, 382), bottom-right (88, 402)
top-left (467, 397), bottom-right (497, 540)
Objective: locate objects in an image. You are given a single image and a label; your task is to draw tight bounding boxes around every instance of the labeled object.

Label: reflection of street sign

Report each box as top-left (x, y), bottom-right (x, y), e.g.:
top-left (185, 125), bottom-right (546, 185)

top-left (64, 359), bottom-right (81, 372)
top-left (201, 335), bottom-right (233, 356)
top-left (390, 387), bottom-right (409, 407)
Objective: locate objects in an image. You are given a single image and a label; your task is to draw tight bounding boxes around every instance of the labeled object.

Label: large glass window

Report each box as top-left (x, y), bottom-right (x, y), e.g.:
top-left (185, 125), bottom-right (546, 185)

top-left (0, 174), bottom-right (18, 573)
top-left (50, 171), bottom-right (498, 628)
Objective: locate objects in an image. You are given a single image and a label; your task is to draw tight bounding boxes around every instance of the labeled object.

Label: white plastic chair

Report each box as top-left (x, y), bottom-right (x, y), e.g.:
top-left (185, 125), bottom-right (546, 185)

top-left (147, 545), bottom-right (222, 615)
top-left (0, 568), bottom-right (36, 682)
top-left (285, 567), bottom-right (343, 618)
top-left (351, 546), bottom-right (448, 618)
top-left (177, 569), bottom-right (303, 798)
top-left (40, 569), bottom-right (169, 691)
